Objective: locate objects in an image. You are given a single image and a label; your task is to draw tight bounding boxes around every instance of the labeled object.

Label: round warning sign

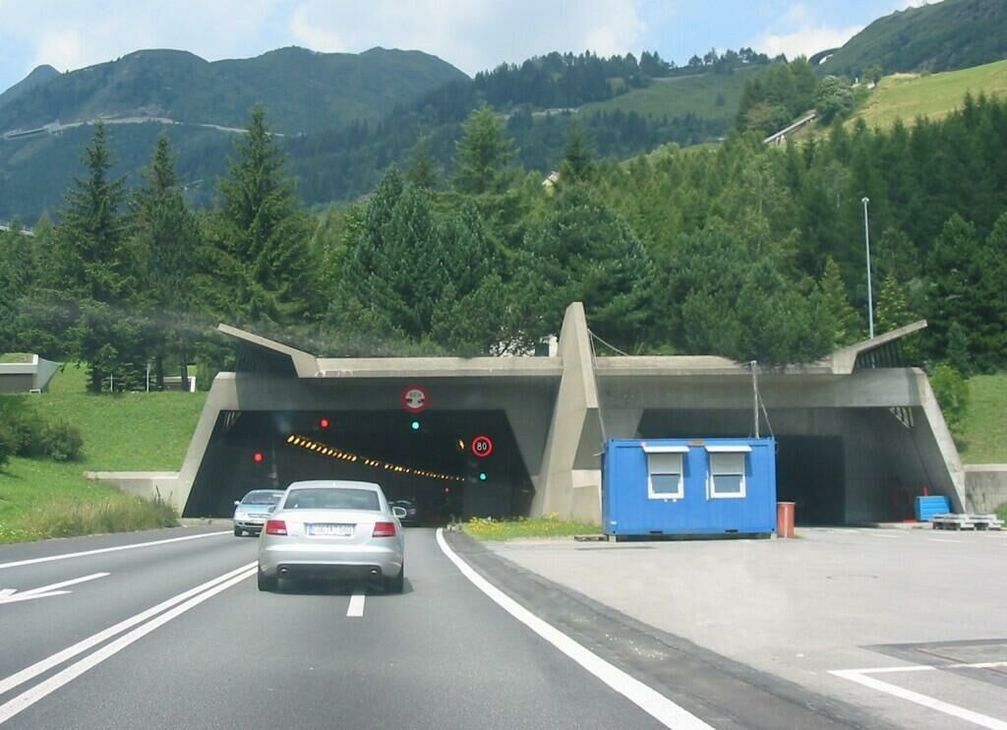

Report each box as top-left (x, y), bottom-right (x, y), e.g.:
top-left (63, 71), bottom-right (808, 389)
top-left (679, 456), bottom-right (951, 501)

top-left (401, 384), bottom-right (429, 413)
top-left (471, 435), bottom-right (494, 458)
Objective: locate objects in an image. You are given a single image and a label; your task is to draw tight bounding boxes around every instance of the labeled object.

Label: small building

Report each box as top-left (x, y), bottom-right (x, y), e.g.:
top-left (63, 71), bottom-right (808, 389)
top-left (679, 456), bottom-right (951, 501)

top-left (0, 354), bottom-right (60, 393)
top-left (602, 437), bottom-right (777, 538)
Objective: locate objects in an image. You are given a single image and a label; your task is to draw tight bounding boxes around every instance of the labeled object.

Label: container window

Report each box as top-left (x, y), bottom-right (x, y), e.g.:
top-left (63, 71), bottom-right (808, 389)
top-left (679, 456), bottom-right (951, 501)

top-left (709, 452), bottom-right (746, 499)
top-left (647, 452), bottom-right (684, 500)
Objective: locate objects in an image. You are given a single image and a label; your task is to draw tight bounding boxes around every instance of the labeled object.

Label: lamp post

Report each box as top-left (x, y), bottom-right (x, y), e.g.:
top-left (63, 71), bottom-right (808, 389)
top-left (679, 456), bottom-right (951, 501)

top-left (861, 196), bottom-right (874, 339)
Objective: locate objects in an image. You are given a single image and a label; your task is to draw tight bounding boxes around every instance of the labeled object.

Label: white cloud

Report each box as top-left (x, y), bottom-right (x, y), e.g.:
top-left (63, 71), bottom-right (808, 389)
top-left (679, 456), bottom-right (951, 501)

top-left (1, 0), bottom-right (278, 78)
top-left (287, 0), bottom-right (645, 75)
top-left (755, 23), bottom-right (863, 60)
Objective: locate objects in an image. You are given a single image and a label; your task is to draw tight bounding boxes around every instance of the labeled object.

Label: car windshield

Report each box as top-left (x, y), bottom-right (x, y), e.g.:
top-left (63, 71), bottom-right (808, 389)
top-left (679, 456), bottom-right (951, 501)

top-left (284, 488), bottom-right (380, 511)
top-left (242, 492), bottom-right (282, 505)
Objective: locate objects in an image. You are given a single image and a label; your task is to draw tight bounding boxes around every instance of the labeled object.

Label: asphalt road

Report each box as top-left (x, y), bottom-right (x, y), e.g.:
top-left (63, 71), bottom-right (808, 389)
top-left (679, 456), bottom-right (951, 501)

top-left (0, 526), bottom-right (892, 729)
top-left (0, 526), bottom-right (675, 730)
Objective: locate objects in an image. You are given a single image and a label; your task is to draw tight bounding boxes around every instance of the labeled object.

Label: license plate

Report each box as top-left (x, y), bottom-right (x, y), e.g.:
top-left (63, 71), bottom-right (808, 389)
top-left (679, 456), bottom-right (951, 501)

top-left (307, 523), bottom-right (354, 537)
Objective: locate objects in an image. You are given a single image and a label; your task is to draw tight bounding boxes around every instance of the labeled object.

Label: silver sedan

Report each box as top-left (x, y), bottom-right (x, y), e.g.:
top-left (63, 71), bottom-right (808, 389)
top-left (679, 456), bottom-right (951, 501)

top-left (232, 489), bottom-right (285, 536)
top-left (257, 480), bottom-right (406, 593)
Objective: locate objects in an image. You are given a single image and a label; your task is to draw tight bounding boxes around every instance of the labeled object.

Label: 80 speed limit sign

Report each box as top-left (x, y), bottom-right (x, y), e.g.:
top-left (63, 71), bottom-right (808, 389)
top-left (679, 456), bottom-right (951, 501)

top-left (471, 435), bottom-right (494, 458)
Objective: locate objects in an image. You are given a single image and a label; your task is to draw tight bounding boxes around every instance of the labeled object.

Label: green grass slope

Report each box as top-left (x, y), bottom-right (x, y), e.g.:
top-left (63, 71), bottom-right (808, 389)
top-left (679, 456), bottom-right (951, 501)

top-left (957, 374), bottom-right (1007, 464)
top-left (0, 366), bottom-right (206, 543)
top-left (853, 58), bottom-right (1007, 129)
top-left (578, 67), bottom-right (762, 126)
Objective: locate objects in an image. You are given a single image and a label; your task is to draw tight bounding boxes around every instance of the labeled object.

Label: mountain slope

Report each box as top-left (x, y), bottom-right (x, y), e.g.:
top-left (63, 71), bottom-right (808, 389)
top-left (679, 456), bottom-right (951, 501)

top-left (0, 65), bottom-right (60, 107)
top-left (0, 46), bottom-right (467, 135)
top-left (821, 0), bottom-right (1007, 78)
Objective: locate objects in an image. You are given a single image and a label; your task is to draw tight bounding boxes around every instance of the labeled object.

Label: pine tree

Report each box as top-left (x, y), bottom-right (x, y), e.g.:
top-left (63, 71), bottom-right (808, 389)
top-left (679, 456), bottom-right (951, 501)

top-left (133, 134), bottom-right (201, 388)
top-left (211, 107), bottom-right (317, 325)
top-left (816, 256), bottom-right (861, 348)
top-left (56, 123), bottom-right (141, 392)
top-left (559, 122), bottom-right (597, 184)
top-left (453, 105), bottom-right (514, 195)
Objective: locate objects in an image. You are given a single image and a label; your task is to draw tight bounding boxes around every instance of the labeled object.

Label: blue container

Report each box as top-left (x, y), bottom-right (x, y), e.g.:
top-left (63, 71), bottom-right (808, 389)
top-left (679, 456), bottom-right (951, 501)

top-left (602, 438), bottom-right (776, 537)
top-left (915, 495), bottom-right (950, 521)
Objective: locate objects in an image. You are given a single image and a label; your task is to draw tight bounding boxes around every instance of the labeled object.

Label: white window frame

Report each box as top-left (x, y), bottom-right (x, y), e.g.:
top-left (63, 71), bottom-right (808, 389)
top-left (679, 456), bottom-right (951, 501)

top-left (642, 444), bottom-right (688, 500)
top-left (705, 445), bottom-right (750, 500)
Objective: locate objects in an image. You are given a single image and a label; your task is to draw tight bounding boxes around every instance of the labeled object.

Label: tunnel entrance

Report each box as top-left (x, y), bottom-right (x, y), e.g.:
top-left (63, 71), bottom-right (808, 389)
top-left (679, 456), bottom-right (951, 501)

top-left (775, 436), bottom-right (845, 525)
top-left (185, 409), bottom-right (534, 522)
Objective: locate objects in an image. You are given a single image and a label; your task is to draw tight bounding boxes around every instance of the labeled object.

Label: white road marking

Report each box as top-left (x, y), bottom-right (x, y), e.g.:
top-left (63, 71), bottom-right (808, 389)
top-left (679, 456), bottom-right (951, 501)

top-left (0, 531), bottom-right (230, 570)
top-left (831, 666), bottom-right (1007, 729)
top-left (346, 592), bottom-right (365, 618)
top-left (436, 529), bottom-right (713, 730)
top-left (867, 533), bottom-right (900, 539)
top-left (0, 563), bottom-right (256, 725)
top-left (929, 538), bottom-right (964, 543)
top-left (0, 562), bottom-right (255, 701)
top-left (0, 572), bottom-right (109, 605)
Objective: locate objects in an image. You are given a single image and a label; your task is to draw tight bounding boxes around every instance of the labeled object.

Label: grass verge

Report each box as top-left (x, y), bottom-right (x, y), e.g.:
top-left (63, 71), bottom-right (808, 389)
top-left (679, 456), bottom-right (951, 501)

top-left (956, 374), bottom-right (1007, 464)
top-left (0, 364), bottom-right (199, 543)
top-left (464, 514), bottom-right (602, 541)
top-left (0, 456), bottom-right (178, 543)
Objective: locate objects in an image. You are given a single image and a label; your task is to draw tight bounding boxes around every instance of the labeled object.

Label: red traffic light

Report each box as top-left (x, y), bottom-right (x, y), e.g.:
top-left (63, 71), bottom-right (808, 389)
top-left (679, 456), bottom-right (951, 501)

top-left (252, 451), bottom-right (265, 464)
top-left (319, 417), bottom-right (331, 430)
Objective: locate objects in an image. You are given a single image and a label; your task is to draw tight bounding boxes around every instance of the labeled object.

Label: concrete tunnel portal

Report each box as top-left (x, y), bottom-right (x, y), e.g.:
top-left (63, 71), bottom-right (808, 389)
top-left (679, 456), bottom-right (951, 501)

top-left (117, 306), bottom-right (966, 527)
top-left (185, 408), bottom-right (535, 521)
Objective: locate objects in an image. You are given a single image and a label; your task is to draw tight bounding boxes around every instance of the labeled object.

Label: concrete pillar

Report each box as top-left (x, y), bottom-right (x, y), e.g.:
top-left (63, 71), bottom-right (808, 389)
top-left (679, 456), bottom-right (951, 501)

top-left (532, 303), bottom-right (604, 523)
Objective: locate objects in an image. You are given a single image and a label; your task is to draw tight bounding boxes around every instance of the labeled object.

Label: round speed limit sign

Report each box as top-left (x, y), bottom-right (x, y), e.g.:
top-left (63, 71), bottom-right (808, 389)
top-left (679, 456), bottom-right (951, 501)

top-left (471, 435), bottom-right (494, 458)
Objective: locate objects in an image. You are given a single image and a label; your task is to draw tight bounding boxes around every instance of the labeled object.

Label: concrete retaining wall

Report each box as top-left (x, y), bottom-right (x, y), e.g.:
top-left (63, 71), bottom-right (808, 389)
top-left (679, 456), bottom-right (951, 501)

top-left (965, 465), bottom-right (1007, 513)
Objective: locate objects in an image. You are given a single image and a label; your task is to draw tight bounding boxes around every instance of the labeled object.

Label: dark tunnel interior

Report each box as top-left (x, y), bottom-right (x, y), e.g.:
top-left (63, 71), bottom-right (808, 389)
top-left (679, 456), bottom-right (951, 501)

top-left (185, 409), bottom-right (535, 522)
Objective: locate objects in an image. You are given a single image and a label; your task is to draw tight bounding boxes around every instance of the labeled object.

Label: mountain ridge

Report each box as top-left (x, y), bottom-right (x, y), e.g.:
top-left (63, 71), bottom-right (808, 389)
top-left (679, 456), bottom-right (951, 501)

top-left (0, 46), bottom-right (468, 135)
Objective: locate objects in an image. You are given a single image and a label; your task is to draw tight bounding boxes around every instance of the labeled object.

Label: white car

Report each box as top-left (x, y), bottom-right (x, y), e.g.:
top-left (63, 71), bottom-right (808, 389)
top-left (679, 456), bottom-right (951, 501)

top-left (257, 480), bottom-right (407, 593)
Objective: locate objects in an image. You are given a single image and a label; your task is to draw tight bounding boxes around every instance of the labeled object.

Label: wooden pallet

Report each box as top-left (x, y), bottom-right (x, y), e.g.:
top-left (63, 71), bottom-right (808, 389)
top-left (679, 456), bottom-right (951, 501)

top-left (931, 513), bottom-right (1004, 531)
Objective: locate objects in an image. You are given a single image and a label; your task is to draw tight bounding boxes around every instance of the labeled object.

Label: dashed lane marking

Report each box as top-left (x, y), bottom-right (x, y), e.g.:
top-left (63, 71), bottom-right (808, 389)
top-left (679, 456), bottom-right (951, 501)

top-left (347, 592), bottom-right (365, 618)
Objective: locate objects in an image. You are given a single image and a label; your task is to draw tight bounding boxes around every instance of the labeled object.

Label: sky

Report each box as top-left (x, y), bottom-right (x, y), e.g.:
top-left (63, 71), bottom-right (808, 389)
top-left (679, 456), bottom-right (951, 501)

top-left (0, 0), bottom-right (934, 95)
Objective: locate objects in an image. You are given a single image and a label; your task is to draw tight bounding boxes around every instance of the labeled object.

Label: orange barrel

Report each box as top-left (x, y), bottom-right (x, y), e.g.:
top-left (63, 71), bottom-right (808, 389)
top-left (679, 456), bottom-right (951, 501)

top-left (776, 501), bottom-right (795, 538)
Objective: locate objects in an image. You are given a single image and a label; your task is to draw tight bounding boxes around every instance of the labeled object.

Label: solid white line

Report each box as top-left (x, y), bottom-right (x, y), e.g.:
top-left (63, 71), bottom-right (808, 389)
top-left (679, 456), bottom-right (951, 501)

top-left (0, 562), bottom-right (255, 699)
top-left (831, 669), bottom-right (1007, 729)
top-left (0, 531), bottom-right (230, 570)
top-left (0, 564), bottom-right (256, 725)
top-left (346, 592), bottom-right (365, 618)
top-left (435, 529), bottom-right (713, 730)
top-left (0, 572), bottom-right (109, 605)
top-left (867, 534), bottom-right (900, 539)
top-left (841, 661), bottom-right (1007, 675)
top-left (929, 538), bottom-right (963, 543)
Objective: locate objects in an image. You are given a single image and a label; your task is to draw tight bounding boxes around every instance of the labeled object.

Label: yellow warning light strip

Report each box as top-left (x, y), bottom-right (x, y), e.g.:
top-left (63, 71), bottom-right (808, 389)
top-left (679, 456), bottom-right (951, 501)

top-left (285, 434), bottom-right (464, 481)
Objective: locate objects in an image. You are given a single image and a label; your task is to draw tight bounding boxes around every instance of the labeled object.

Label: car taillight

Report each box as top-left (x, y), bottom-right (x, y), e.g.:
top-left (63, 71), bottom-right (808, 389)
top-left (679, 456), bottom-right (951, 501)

top-left (372, 521), bottom-right (397, 538)
top-left (265, 519), bottom-right (287, 535)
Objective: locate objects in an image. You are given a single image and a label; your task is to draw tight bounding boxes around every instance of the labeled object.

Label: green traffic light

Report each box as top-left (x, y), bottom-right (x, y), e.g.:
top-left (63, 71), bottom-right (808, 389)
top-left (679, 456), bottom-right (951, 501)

top-left (478, 471), bottom-right (487, 481)
top-left (410, 419), bottom-right (421, 431)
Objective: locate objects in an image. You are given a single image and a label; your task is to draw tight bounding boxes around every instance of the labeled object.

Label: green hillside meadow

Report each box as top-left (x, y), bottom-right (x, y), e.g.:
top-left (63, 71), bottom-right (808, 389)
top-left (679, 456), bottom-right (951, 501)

top-left (853, 58), bottom-right (1007, 129)
top-left (579, 66), bottom-right (762, 125)
top-left (0, 366), bottom-right (205, 543)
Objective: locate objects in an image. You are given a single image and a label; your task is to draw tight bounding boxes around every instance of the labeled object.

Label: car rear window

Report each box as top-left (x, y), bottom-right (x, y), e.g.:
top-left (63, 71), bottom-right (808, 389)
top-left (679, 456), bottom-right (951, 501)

top-left (243, 491), bottom-right (282, 505)
top-left (284, 488), bottom-right (380, 511)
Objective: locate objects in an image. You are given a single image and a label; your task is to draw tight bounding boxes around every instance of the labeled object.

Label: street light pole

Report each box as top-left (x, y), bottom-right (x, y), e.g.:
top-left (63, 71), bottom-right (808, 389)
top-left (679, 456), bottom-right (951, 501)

top-left (862, 196), bottom-right (874, 339)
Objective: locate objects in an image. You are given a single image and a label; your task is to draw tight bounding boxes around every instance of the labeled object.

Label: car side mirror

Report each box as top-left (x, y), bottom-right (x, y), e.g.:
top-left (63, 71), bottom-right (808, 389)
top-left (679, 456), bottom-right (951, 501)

top-left (392, 506), bottom-right (407, 519)
top-left (233, 500), bottom-right (241, 506)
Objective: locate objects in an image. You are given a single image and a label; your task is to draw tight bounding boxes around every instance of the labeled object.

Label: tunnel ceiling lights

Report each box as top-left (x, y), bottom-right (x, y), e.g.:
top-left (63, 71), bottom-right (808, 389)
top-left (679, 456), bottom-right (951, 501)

top-left (285, 434), bottom-right (464, 482)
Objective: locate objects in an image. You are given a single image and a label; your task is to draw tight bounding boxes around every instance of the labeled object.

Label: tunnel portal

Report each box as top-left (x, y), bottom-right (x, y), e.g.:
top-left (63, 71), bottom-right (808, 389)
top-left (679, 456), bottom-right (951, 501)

top-left (185, 409), bottom-right (534, 523)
